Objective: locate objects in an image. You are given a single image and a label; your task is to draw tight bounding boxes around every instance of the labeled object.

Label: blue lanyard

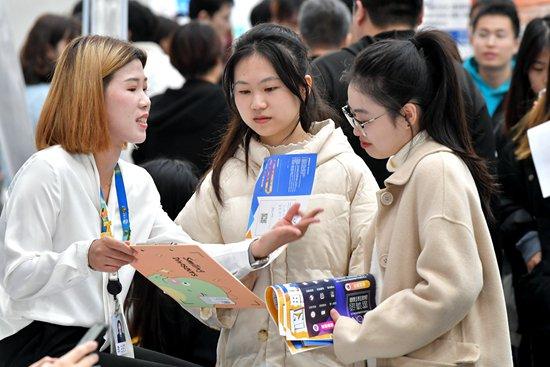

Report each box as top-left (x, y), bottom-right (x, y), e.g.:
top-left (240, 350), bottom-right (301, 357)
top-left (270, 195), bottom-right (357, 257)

top-left (100, 164), bottom-right (131, 241)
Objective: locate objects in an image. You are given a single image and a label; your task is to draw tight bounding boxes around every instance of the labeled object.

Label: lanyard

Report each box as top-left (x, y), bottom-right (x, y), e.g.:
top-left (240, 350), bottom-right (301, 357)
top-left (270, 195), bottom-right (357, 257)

top-left (99, 164), bottom-right (131, 300)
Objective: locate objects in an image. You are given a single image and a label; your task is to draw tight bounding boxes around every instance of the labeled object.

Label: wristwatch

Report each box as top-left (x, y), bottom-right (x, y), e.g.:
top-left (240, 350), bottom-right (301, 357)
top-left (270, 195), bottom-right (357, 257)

top-left (248, 241), bottom-right (269, 269)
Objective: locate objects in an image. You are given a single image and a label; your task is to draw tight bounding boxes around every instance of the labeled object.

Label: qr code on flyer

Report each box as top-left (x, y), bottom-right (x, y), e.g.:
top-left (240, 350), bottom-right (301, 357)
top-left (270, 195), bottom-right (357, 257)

top-left (260, 213), bottom-right (268, 224)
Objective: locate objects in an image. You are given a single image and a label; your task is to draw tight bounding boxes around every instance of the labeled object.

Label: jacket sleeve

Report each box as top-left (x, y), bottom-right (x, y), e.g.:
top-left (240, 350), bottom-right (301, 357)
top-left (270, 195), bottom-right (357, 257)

top-left (348, 166), bottom-right (379, 275)
top-left (333, 217), bottom-right (483, 362)
top-left (0, 156), bottom-right (92, 301)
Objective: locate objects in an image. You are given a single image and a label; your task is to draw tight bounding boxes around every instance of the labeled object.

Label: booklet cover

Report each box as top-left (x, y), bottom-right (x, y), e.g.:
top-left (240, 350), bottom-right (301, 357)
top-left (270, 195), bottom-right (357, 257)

top-left (246, 153), bottom-right (317, 239)
top-left (265, 274), bottom-right (376, 354)
top-left (132, 243), bottom-right (265, 309)
top-left (527, 120), bottom-right (550, 198)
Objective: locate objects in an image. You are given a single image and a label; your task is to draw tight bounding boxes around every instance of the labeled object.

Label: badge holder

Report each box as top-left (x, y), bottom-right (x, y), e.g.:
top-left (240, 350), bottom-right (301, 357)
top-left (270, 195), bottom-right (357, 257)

top-left (108, 273), bottom-right (133, 357)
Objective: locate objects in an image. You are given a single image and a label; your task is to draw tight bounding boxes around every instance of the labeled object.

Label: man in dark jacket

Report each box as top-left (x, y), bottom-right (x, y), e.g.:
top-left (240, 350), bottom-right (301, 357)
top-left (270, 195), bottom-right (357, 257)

top-left (313, 0), bottom-right (496, 187)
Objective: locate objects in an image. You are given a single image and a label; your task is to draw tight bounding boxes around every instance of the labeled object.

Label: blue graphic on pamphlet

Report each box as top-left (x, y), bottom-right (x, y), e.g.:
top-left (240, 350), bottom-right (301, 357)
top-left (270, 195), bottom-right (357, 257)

top-left (246, 153), bottom-right (317, 238)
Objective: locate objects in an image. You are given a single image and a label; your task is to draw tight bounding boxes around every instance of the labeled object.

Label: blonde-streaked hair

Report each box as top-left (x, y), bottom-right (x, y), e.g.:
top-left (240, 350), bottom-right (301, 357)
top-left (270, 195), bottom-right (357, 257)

top-left (513, 90), bottom-right (550, 160)
top-left (35, 35), bottom-right (146, 153)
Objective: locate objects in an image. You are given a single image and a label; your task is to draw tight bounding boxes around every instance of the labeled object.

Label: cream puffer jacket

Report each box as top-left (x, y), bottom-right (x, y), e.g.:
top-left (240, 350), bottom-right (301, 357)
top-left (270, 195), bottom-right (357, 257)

top-left (176, 119), bottom-right (379, 367)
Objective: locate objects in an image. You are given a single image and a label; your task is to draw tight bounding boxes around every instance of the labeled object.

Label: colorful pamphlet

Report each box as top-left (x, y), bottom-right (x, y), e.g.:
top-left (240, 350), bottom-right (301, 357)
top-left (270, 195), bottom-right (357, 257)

top-left (246, 153), bottom-right (317, 239)
top-left (265, 274), bottom-right (376, 354)
top-left (132, 243), bottom-right (265, 309)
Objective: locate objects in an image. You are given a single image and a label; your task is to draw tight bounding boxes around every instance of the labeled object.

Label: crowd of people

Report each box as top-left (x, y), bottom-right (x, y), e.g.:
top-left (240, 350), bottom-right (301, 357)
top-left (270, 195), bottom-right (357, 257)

top-left (0, 0), bottom-right (549, 366)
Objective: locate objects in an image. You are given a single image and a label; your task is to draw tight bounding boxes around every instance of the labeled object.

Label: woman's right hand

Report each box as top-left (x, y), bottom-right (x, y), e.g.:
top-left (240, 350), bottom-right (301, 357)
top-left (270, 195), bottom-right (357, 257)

top-left (250, 203), bottom-right (323, 259)
top-left (527, 251), bottom-right (542, 273)
top-left (29, 341), bottom-right (98, 367)
top-left (88, 237), bottom-right (136, 272)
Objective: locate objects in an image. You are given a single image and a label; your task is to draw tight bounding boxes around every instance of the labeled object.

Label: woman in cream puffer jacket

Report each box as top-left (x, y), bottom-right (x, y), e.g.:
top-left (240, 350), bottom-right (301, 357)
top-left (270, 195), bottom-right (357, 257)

top-left (175, 119), bottom-right (378, 366)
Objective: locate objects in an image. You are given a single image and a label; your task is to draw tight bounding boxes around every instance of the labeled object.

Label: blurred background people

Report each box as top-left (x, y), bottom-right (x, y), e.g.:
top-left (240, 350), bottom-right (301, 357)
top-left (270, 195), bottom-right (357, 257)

top-left (189, 0), bottom-right (234, 59)
top-left (126, 158), bottom-right (220, 367)
top-left (127, 1), bottom-right (183, 97)
top-left (269, 0), bottom-right (304, 33)
top-left (498, 76), bottom-right (550, 367)
top-left (498, 15), bottom-right (550, 367)
top-left (298, 0), bottom-right (351, 60)
top-left (133, 21), bottom-right (228, 174)
top-left (465, 0), bottom-right (520, 134)
top-left (19, 14), bottom-right (80, 127)
top-left (250, 0), bottom-right (271, 27)
top-left (153, 15), bottom-right (179, 55)
top-left (503, 16), bottom-right (550, 136)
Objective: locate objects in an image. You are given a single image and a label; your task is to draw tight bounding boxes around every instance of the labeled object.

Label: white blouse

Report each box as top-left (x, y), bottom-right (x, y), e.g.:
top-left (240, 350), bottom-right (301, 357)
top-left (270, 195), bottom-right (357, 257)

top-left (0, 145), bottom-right (255, 340)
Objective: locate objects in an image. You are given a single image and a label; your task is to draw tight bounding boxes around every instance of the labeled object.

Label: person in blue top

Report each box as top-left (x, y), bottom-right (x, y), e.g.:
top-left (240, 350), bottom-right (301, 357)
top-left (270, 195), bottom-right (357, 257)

top-left (464, 0), bottom-right (519, 134)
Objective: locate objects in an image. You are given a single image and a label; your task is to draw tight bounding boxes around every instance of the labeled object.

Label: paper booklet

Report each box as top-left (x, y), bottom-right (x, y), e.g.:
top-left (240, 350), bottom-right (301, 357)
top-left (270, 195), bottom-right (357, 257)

top-left (246, 153), bottom-right (317, 239)
top-left (265, 274), bottom-right (376, 354)
top-left (527, 119), bottom-right (550, 198)
top-left (132, 243), bottom-right (265, 308)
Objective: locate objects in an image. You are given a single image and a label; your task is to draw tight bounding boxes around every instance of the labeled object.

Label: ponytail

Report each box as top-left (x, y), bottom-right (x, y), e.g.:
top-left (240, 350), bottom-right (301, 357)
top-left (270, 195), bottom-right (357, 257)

top-left (348, 30), bottom-right (495, 220)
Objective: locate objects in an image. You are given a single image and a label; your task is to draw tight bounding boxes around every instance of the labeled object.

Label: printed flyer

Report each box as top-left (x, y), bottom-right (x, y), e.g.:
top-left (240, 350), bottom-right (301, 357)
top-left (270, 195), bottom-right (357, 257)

top-left (246, 153), bottom-right (317, 239)
top-left (132, 243), bottom-right (265, 309)
top-left (265, 274), bottom-right (376, 354)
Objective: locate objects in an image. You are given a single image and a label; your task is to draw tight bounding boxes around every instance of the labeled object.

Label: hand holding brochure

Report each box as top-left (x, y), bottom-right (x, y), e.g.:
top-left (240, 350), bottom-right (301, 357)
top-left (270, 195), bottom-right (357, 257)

top-left (132, 243), bottom-right (265, 308)
top-left (265, 274), bottom-right (376, 354)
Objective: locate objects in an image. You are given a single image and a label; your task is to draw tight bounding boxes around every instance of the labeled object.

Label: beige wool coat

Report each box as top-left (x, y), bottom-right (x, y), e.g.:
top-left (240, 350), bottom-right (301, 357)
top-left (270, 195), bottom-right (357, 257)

top-left (333, 137), bottom-right (513, 366)
top-left (176, 120), bottom-right (379, 366)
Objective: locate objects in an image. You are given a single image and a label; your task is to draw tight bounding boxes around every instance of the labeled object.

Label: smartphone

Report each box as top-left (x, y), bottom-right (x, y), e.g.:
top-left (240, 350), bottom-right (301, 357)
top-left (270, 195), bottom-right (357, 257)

top-left (77, 323), bottom-right (108, 349)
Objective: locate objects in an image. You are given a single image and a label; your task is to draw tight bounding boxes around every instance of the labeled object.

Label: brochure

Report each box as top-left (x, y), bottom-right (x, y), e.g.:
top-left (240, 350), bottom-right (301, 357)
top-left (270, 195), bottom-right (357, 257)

top-left (132, 243), bottom-right (265, 309)
top-left (527, 120), bottom-right (550, 198)
top-left (246, 153), bottom-right (317, 239)
top-left (265, 274), bottom-right (376, 354)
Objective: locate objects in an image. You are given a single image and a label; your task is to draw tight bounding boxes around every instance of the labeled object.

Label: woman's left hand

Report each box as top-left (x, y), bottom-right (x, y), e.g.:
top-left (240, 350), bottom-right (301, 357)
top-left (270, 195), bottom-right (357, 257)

top-left (250, 203), bottom-right (323, 259)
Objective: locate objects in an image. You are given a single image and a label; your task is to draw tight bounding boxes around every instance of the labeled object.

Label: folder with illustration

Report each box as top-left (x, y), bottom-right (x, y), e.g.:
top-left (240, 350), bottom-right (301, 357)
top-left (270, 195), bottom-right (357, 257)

top-left (131, 243), bottom-right (265, 308)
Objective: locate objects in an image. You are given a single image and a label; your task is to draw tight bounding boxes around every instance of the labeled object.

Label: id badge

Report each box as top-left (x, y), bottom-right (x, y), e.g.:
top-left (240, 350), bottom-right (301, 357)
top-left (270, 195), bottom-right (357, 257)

top-left (110, 312), bottom-right (132, 357)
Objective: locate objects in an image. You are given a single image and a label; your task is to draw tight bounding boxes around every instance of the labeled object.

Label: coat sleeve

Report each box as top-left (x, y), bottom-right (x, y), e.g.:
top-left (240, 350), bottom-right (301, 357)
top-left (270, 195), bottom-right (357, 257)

top-left (0, 156), bottom-right (92, 301)
top-left (348, 166), bottom-right (379, 276)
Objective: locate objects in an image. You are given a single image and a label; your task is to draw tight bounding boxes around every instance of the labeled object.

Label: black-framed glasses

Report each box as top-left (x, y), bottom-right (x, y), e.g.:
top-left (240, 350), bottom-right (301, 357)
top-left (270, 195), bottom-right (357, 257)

top-left (342, 105), bottom-right (386, 137)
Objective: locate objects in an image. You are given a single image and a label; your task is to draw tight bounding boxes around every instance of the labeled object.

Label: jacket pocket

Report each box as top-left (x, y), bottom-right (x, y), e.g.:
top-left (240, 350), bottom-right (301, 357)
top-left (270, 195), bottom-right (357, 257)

top-left (386, 338), bottom-right (480, 366)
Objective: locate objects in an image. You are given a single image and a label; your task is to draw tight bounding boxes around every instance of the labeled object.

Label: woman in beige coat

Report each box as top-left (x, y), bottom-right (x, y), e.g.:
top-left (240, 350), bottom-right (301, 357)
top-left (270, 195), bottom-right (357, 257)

top-left (175, 24), bottom-right (378, 366)
top-left (330, 31), bottom-right (513, 366)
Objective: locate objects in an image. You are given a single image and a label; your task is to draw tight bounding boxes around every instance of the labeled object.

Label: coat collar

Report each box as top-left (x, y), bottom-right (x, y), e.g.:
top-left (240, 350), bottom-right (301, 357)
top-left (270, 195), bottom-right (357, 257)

top-left (384, 137), bottom-right (452, 187)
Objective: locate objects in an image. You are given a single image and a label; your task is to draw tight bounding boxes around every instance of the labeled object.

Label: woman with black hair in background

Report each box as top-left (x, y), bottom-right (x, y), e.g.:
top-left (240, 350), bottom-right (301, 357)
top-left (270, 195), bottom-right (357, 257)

top-left (20, 14), bottom-right (80, 127)
top-left (499, 53), bottom-right (550, 367)
top-left (329, 30), bottom-right (512, 366)
top-left (133, 21), bottom-right (228, 175)
top-left (503, 16), bottom-right (550, 138)
top-left (126, 159), bottom-right (220, 366)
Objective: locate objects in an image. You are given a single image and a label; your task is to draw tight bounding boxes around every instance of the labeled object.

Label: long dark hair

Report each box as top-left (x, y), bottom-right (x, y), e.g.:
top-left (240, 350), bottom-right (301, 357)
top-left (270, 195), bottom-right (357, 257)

top-left (209, 23), bottom-right (336, 204)
top-left (504, 15), bottom-right (550, 131)
top-left (348, 30), bottom-right (495, 218)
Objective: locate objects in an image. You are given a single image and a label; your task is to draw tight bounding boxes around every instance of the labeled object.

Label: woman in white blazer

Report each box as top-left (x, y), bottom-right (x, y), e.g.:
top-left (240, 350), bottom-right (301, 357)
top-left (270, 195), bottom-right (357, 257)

top-left (0, 35), bottom-right (320, 367)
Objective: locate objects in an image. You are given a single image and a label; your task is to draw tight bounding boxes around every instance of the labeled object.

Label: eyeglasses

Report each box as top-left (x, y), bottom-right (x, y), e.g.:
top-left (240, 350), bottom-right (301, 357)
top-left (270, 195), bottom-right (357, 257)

top-left (342, 105), bottom-right (386, 137)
